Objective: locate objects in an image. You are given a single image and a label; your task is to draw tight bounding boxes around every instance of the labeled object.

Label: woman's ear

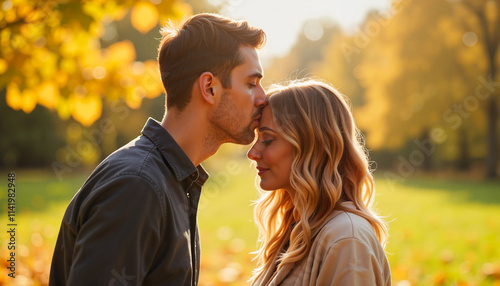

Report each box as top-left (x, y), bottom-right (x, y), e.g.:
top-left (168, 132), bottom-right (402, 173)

top-left (198, 72), bottom-right (217, 105)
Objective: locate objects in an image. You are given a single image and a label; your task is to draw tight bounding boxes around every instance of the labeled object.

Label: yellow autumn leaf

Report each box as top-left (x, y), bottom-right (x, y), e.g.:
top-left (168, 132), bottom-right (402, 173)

top-left (37, 81), bottom-right (60, 110)
top-left (16, 2), bottom-right (32, 18)
top-left (60, 58), bottom-right (77, 74)
top-left (54, 70), bottom-right (69, 87)
top-left (107, 40), bottom-right (136, 68)
top-left (4, 8), bottom-right (17, 23)
top-left (37, 50), bottom-right (58, 79)
top-left (130, 2), bottom-right (159, 34)
top-left (22, 89), bottom-right (37, 113)
top-left (57, 97), bottom-right (72, 120)
top-left (6, 82), bottom-right (22, 110)
top-left (125, 87), bottom-right (144, 109)
top-left (111, 6), bottom-right (129, 22)
top-left (70, 94), bottom-right (102, 127)
top-left (0, 58), bottom-right (7, 74)
top-left (171, 1), bottom-right (193, 19)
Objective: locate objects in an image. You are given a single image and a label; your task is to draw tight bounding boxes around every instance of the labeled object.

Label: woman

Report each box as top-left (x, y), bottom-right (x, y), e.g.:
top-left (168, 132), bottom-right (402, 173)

top-left (247, 79), bottom-right (391, 285)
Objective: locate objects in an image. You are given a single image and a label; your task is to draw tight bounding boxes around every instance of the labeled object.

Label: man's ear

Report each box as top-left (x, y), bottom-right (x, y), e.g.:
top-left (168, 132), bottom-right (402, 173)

top-left (198, 71), bottom-right (217, 105)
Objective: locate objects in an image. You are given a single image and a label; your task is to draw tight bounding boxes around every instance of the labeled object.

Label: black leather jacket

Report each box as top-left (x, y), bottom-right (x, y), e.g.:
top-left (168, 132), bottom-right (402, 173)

top-left (49, 118), bottom-right (208, 286)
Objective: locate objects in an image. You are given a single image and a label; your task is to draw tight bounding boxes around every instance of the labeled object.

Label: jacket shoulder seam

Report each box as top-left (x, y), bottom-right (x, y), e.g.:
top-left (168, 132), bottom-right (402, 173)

top-left (91, 172), bottom-right (167, 228)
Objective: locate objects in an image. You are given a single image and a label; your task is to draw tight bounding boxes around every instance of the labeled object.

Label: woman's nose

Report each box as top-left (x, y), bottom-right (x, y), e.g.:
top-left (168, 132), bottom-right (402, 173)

top-left (247, 144), bottom-right (261, 161)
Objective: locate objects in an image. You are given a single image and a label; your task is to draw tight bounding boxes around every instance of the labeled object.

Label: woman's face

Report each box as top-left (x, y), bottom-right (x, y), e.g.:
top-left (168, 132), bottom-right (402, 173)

top-left (247, 106), bottom-right (295, 191)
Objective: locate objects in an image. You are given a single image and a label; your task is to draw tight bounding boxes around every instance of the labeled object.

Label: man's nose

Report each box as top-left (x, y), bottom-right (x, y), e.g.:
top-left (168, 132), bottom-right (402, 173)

top-left (255, 86), bottom-right (267, 108)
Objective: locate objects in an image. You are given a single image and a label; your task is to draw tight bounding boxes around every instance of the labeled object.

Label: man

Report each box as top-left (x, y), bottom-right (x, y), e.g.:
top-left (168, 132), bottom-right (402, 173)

top-left (49, 13), bottom-right (266, 286)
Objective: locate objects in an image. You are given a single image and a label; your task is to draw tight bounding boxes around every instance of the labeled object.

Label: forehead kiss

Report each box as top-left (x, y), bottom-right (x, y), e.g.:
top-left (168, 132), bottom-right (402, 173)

top-left (256, 105), bottom-right (273, 130)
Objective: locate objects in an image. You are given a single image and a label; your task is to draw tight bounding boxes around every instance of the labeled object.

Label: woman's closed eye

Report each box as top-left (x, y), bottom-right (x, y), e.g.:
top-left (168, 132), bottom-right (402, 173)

top-left (257, 128), bottom-right (276, 146)
top-left (261, 139), bottom-right (273, 145)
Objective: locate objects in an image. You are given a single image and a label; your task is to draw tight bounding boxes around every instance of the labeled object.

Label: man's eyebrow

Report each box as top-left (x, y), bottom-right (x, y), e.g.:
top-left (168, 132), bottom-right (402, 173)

top-left (248, 72), bottom-right (263, 79)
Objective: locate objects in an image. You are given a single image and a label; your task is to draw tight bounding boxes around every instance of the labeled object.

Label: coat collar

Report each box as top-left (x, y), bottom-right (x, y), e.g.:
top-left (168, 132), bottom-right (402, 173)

top-left (259, 202), bottom-right (357, 286)
top-left (141, 117), bottom-right (208, 183)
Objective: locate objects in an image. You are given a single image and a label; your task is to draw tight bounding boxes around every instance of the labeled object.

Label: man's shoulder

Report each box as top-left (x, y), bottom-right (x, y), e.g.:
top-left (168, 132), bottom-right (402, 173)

top-left (65, 136), bottom-right (173, 224)
top-left (71, 135), bottom-right (175, 206)
top-left (100, 135), bottom-right (172, 181)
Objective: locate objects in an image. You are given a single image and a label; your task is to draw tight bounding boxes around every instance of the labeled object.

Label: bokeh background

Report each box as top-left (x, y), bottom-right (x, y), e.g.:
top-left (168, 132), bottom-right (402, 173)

top-left (1, 0), bottom-right (500, 285)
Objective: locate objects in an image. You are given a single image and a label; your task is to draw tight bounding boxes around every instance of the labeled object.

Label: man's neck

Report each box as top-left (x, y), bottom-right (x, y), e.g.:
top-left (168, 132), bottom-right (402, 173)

top-left (161, 109), bottom-right (221, 167)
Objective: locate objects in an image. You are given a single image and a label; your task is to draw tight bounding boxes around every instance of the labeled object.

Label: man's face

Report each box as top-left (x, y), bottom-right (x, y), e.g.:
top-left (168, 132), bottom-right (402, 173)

top-left (210, 46), bottom-right (267, 145)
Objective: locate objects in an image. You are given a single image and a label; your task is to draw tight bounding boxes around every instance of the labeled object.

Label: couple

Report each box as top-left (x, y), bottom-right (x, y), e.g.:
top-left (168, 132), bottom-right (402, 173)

top-left (49, 13), bottom-right (391, 286)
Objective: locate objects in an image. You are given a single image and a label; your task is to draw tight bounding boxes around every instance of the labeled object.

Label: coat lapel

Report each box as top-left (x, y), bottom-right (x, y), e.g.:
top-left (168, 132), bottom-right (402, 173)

top-left (263, 202), bottom-right (357, 285)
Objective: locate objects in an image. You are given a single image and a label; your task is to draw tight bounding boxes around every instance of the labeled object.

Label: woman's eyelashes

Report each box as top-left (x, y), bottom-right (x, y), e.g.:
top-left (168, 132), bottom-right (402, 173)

top-left (260, 135), bottom-right (274, 145)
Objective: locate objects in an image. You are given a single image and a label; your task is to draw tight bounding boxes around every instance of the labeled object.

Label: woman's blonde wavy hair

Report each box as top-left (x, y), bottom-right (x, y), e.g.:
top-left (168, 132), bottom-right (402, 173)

top-left (250, 79), bottom-right (388, 283)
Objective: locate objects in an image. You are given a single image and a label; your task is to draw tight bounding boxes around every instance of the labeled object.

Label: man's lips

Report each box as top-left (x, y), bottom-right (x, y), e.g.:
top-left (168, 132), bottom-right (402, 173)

top-left (253, 114), bottom-right (261, 125)
top-left (252, 108), bottom-right (263, 125)
top-left (256, 166), bottom-right (269, 176)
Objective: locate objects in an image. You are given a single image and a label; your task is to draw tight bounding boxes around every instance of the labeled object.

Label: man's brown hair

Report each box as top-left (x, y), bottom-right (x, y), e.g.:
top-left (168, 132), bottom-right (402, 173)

top-left (158, 13), bottom-right (266, 110)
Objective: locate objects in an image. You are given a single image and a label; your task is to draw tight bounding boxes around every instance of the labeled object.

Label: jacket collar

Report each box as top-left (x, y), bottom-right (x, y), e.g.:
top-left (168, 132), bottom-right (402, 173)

top-left (262, 202), bottom-right (357, 286)
top-left (141, 117), bottom-right (208, 183)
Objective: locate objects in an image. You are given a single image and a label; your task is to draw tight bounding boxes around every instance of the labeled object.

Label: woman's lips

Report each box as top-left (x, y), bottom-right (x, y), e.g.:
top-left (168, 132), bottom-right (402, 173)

top-left (256, 166), bottom-right (269, 176)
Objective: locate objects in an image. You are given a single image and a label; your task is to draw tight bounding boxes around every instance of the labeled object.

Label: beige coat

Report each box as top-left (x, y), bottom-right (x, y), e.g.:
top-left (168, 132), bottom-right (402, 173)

top-left (252, 202), bottom-right (391, 286)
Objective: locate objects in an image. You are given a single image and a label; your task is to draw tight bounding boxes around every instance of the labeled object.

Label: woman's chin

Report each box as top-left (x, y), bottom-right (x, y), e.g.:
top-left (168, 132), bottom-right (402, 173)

top-left (259, 182), bottom-right (274, 191)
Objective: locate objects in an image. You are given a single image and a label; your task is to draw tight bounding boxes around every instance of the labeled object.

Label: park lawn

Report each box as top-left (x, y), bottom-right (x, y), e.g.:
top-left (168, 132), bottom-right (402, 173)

top-left (376, 176), bottom-right (500, 286)
top-left (0, 163), bottom-right (499, 286)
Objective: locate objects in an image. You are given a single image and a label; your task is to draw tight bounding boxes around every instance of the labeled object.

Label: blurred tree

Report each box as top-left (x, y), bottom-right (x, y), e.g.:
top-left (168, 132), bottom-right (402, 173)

top-left (0, 0), bottom-right (191, 127)
top-left (353, 0), bottom-right (467, 148)
top-left (0, 0), bottom-right (195, 170)
top-left (312, 19), bottom-right (370, 107)
top-left (318, 0), bottom-right (497, 174)
top-left (451, 0), bottom-right (500, 177)
top-left (0, 89), bottom-right (66, 168)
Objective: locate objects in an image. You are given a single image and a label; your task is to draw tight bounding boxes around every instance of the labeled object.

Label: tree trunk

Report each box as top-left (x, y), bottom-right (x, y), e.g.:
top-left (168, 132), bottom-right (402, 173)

top-left (486, 40), bottom-right (498, 178)
top-left (486, 95), bottom-right (498, 178)
top-left (458, 0), bottom-right (499, 177)
top-left (457, 128), bottom-right (471, 171)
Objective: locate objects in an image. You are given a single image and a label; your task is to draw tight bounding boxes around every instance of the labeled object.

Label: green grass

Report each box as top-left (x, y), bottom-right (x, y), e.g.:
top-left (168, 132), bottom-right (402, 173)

top-left (1, 161), bottom-right (499, 285)
top-left (0, 170), bottom-right (88, 285)
top-left (375, 177), bottom-right (500, 286)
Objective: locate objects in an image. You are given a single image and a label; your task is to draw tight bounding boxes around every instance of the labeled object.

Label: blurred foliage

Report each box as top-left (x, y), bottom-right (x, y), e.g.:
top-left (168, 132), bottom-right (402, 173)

top-left (2, 0), bottom-right (498, 175)
top-left (266, 0), bottom-right (500, 174)
top-left (0, 0), bottom-right (199, 169)
top-left (263, 19), bottom-right (342, 87)
top-left (0, 89), bottom-right (66, 168)
top-left (0, 0), bottom-right (191, 127)
top-left (346, 0), bottom-right (498, 161)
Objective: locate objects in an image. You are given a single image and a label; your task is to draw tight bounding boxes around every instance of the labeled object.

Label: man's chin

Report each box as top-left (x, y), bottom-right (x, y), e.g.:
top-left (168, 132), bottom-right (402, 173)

top-left (233, 137), bottom-right (254, 145)
top-left (230, 131), bottom-right (255, 145)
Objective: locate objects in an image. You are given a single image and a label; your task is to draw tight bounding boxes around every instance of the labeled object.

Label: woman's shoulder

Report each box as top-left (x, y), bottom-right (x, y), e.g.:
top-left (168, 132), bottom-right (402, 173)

top-left (314, 202), bottom-right (378, 246)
